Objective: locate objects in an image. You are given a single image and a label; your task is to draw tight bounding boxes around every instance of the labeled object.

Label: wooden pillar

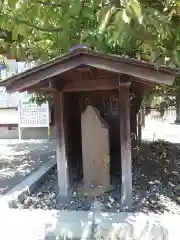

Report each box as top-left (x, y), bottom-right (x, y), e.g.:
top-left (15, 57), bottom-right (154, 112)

top-left (137, 110), bottom-right (142, 146)
top-left (119, 81), bottom-right (132, 210)
top-left (53, 91), bottom-right (69, 199)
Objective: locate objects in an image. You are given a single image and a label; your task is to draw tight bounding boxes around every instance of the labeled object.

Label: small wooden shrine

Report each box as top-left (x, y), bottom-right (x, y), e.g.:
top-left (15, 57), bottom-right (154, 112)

top-left (1, 46), bottom-right (179, 209)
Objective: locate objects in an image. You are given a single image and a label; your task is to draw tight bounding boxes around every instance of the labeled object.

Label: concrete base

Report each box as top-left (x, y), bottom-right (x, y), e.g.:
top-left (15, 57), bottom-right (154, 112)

top-left (0, 209), bottom-right (180, 239)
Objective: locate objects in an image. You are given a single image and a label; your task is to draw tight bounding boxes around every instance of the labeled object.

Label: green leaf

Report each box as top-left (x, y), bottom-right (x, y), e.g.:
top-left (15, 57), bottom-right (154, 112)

top-left (69, 3), bottom-right (82, 16)
top-left (8, 0), bottom-right (18, 8)
top-left (130, 0), bottom-right (142, 23)
top-left (122, 9), bottom-right (131, 23)
top-left (18, 24), bottom-right (28, 37)
top-left (113, 11), bottom-right (125, 40)
top-left (80, 30), bottom-right (89, 42)
top-left (98, 6), bottom-right (116, 33)
top-left (97, 6), bottom-right (108, 23)
top-left (12, 26), bottom-right (19, 40)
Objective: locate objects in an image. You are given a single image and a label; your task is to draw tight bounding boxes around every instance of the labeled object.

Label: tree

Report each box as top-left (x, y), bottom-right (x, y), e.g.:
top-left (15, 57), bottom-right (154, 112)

top-left (0, 0), bottom-right (179, 63)
top-left (0, 0), bottom-right (180, 105)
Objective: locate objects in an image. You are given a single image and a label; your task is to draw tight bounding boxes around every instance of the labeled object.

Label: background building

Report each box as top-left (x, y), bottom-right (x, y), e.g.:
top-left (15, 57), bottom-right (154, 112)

top-left (0, 60), bottom-right (55, 139)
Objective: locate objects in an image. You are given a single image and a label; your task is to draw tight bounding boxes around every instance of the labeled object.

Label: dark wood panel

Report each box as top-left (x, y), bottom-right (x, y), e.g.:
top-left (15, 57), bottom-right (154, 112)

top-left (62, 78), bottom-right (118, 92)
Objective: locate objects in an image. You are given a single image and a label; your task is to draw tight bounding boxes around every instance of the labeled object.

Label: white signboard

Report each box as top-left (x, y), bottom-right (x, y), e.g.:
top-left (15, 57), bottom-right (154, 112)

top-left (19, 102), bottom-right (49, 128)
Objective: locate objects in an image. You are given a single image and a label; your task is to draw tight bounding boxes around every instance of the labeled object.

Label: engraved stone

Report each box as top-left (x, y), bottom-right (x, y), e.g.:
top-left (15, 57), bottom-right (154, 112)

top-left (81, 105), bottom-right (110, 196)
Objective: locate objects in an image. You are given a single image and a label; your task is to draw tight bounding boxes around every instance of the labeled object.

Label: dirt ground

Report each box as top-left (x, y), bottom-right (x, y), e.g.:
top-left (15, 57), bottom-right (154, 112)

top-left (14, 140), bottom-right (180, 214)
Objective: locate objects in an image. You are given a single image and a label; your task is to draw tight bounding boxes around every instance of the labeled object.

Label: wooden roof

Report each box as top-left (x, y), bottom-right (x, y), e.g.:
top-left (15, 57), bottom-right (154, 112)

top-left (0, 47), bottom-right (179, 93)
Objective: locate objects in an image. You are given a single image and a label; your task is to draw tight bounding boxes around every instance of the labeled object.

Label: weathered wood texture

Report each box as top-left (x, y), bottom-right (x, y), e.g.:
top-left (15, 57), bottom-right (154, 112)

top-left (119, 84), bottom-right (132, 210)
top-left (63, 93), bottom-right (83, 181)
top-left (62, 83), bottom-right (146, 159)
top-left (62, 78), bottom-right (118, 92)
top-left (81, 106), bottom-right (110, 195)
top-left (53, 91), bottom-right (69, 197)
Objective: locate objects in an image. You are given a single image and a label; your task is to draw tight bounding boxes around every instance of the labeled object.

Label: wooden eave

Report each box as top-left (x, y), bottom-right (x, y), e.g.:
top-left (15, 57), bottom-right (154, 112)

top-left (0, 48), bottom-right (179, 93)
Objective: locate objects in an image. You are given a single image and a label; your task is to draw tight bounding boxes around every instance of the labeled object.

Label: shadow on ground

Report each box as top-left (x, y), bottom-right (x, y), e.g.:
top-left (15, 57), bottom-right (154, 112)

top-left (0, 139), bottom-right (56, 195)
top-left (42, 211), bottom-right (169, 240)
top-left (132, 140), bottom-right (180, 214)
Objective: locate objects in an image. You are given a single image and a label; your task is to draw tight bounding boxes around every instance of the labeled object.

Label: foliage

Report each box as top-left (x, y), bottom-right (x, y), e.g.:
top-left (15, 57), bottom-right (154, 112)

top-left (0, 54), bottom-right (8, 67)
top-left (0, 0), bottom-right (180, 105)
top-left (29, 93), bottom-right (52, 105)
top-left (0, 0), bottom-right (179, 64)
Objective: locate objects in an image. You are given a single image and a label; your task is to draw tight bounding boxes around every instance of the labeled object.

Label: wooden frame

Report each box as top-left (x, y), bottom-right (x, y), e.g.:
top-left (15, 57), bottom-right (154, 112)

top-left (119, 81), bottom-right (132, 209)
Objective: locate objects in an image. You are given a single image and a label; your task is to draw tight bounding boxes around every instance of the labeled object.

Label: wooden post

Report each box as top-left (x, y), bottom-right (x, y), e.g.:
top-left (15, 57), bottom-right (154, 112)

top-left (137, 110), bottom-right (142, 146)
top-left (119, 82), bottom-right (132, 210)
top-left (53, 91), bottom-right (69, 199)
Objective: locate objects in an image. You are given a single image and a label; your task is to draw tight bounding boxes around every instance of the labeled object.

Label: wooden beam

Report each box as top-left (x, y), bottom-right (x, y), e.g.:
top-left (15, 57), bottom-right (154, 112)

top-left (82, 56), bottom-right (175, 85)
top-left (23, 79), bottom-right (118, 93)
top-left (62, 78), bottom-right (118, 92)
top-left (119, 81), bottom-right (132, 210)
top-left (20, 78), bottom-right (60, 93)
top-left (6, 57), bottom-right (85, 93)
top-left (24, 87), bottom-right (57, 93)
top-left (53, 91), bottom-right (69, 199)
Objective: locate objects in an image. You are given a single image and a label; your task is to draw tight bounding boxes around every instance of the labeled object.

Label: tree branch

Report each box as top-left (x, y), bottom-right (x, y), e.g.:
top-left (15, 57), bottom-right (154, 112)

top-left (37, 1), bottom-right (62, 7)
top-left (17, 19), bottom-right (63, 32)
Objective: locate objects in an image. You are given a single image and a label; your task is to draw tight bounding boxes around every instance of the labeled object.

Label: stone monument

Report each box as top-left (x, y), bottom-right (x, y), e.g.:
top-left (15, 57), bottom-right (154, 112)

top-left (81, 105), bottom-right (110, 196)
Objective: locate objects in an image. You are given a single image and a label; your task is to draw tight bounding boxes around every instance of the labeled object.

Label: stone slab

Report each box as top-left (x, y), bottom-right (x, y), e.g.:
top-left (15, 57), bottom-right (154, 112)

top-left (81, 105), bottom-right (110, 195)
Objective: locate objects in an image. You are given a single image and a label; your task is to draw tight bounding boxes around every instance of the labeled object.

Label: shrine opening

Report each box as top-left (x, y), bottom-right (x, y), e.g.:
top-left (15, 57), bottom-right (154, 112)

top-left (1, 46), bottom-right (178, 209)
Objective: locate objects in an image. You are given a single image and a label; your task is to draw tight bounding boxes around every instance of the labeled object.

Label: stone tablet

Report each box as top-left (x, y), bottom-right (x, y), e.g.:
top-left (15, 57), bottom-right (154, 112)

top-left (81, 105), bottom-right (110, 196)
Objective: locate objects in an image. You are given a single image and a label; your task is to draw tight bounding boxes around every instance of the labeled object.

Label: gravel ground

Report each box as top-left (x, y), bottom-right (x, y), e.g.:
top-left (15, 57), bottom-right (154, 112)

top-left (15, 140), bottom-right (180, 214)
